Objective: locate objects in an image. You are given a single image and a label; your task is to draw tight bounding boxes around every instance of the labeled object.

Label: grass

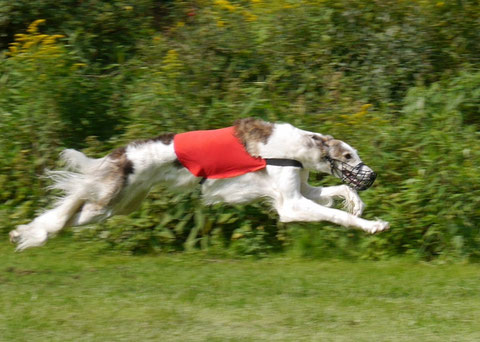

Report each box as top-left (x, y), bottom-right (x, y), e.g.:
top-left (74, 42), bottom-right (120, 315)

top-left (1, 237), bottom-right (480, 341)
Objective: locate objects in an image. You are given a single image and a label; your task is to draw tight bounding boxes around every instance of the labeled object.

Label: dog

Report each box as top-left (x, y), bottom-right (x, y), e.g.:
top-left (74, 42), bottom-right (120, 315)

top-left (9, 118), bottom-right (389, 251)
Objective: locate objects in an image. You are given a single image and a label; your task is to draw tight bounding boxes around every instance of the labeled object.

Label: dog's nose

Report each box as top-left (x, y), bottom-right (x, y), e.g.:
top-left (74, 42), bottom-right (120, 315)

top-left (354, 163), bottom-right (376, 191)
top-left (359, 164), bottom-right (373, 173)
top-left (361, 164), bottom-right (376, 178)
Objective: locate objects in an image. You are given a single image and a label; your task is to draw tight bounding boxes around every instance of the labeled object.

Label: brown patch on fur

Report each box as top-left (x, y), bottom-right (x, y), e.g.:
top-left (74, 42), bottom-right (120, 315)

top-left (309, 134), bottom-right (333, 157)
top-left (108, 147), bottom-right (134, 178)
top-left (108, 133), bottom-right (175, 177)
top-left (95, 146), bottom-right (136, 207)
top-left (234, 118), bottom-right (273, 156)
top-left (327, 139), bottom-right (348, 159)
top-left (309, 134), bottom-right (332, 147)
top-left (132, 133), bottom-right (175, 146)
top-left (109, 146), bottom-right (127, 160)
top-left (151, 133), bottom-right (175, 145)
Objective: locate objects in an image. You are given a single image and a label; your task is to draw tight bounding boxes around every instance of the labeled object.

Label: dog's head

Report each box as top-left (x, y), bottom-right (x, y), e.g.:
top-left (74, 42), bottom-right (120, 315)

top-left (309, 135), bottom-right (376, 191)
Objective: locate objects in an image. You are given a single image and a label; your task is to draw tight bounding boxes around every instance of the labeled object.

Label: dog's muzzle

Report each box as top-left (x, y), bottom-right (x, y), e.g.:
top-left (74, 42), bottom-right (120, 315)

top-left (326, 157), bottom-right (376, 191)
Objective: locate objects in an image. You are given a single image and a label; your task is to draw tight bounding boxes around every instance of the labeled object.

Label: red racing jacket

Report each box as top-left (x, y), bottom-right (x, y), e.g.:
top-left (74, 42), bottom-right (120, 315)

top-left (173, 126), bottom-right (267, 179)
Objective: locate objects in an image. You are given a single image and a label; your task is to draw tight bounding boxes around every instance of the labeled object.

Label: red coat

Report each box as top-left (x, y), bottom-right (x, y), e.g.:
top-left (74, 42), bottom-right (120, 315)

top-left (173, 127), bottom-right (266, 179)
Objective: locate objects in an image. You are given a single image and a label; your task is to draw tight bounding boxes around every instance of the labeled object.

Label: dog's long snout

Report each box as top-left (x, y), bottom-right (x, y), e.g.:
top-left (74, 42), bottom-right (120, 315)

top-left (355, 163), bottom-right (376, 191)
top-left (358, 163), bottom-right (376, 178)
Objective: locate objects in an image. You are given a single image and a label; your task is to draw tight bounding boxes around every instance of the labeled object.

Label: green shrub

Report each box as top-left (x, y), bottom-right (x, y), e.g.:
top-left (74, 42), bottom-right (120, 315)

top-left (0, 0), bottom-right (161, 66)
top-left (2, 1), bottom-right (480, 259)
top-left (74, 189), bottom-right (282, 257)
top-left (0, 20), bottom-right (127, 231)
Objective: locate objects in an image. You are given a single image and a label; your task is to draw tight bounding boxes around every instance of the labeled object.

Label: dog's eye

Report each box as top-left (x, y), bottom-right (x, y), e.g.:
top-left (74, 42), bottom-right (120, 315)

top-left (344, 153), bottom-right (352, 160)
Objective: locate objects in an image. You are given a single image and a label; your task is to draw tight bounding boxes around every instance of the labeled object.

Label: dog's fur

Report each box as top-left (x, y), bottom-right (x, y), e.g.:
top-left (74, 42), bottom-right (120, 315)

top-left (10, 118), bottom-right (389, 250)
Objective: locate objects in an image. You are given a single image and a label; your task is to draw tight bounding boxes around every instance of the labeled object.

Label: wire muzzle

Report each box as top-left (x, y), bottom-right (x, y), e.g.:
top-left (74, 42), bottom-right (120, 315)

top-left (325, 157), bottom-right (376, 191)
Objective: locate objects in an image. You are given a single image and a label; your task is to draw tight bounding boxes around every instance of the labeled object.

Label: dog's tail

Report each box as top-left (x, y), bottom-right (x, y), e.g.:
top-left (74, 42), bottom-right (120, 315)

top-left (45, 149), bottom-right (108, 201)
top-left (60, 149), bottom-right (106, 173)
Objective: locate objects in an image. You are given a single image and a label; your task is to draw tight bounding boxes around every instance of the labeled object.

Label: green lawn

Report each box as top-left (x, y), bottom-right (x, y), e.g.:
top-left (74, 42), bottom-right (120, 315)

top-left (1, 238), bottom-right (480, 342)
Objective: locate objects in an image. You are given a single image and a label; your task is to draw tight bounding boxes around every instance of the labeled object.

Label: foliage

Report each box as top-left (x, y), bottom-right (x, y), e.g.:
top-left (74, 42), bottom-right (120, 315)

top-left (0, 0), bottom-right (162, 66)
top-left (0, 19), bottom-right (127, 232)
top-left (0, 20), bottom-right (71, 230)
top-left (76, 189), bottom-right (282, 257)
top-left (1, 1), bottom-right (480, 259)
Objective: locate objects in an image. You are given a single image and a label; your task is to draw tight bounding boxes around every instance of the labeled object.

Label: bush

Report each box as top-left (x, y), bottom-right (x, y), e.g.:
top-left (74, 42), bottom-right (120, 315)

top-left (0, 20), bottom-right (127, 231)
top-left (2, 1), bottom-right (480, 260)
top-left (0, 0), bottom-right (161, 66)
top-left (74, 189), bottom-right (282, 257)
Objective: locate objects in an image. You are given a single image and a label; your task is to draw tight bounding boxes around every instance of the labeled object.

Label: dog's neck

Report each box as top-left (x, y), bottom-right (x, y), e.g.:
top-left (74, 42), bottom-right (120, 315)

top-left (255, 123), bottom-right (327, 171)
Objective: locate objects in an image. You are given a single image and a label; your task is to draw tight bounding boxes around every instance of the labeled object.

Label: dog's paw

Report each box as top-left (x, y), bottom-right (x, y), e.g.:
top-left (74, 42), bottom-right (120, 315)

top-left (351, 200), bottom-right (365, 217)
top-left (9, 225), bottom-right (28, 243)
top-left (342, 187), bottom-right (365, 217)
top-left (345, 199), bottom-right (364, 217)
top-left (365, 220), bottom-right (390, 234)
top-left (9, 229), bottom-right (20, 244)
top-left (9, 225), bottom-right (47, 251)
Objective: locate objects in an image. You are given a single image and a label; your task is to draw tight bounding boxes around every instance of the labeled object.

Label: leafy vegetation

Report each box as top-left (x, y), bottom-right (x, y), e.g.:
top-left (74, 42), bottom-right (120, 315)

top-left (1, 0), bottom-right (479, 259)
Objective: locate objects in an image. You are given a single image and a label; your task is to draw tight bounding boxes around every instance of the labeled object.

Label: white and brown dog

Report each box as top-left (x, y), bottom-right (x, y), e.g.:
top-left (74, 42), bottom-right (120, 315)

top-left (10, 118), bottom-right (389, 250)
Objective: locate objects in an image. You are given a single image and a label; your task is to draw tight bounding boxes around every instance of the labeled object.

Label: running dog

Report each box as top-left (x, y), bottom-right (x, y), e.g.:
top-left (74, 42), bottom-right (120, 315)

top-left (10, 118), bottom-right (389, 250)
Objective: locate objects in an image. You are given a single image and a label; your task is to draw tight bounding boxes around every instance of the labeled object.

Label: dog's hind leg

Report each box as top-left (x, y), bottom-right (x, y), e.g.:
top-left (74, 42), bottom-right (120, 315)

top-left (67, 202), bottom-right (113, 227)
top-left (9, 196), bottom-right (85, 250)
top-left (10, 145), bottom-right (136, 250)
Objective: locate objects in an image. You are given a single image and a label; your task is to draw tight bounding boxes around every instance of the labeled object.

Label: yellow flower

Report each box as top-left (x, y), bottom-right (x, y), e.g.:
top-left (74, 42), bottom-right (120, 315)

top-left (7, 46), bottom-right (18, 56)
top-left (14, 33), bottom-right (27, 41)
top-left (27, 19), bottom-right (46, 34)
top-left (243, 11), bottom-right (258, 22)
top-left (360, 103), bottom-right (372, 111)
top-left (214, 0), bottom-right (237, 12)
top-left (23, 41), bottom-right (35, 49)
top-left (340, 104), bottom-right (373, 124)
top-left (7, 20), bottom-right (66, 61)
top-left (162, 49), bottom-right (182, 77)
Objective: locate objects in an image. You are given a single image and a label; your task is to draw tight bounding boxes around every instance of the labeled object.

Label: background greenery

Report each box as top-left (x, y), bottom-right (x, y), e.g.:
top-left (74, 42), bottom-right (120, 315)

top-left (1, 0), bottom-right (479, 260)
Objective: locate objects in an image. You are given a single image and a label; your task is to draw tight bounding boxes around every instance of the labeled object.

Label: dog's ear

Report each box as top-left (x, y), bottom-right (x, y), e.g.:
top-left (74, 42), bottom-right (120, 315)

top-left (310, 134), bottom-right (332, 146)
top-left (308, 134), bottom-right (333, 156)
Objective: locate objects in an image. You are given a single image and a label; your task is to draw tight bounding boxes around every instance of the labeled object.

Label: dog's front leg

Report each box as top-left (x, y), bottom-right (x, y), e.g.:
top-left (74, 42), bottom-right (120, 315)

top-left (277, 197), bottom-right (389, 234)
top-left (300, 172), bottom-right (364, 216)
top-left (318, 185), bottom-right (365, 217)
top-left (269, 168), bottom-right (387, 234)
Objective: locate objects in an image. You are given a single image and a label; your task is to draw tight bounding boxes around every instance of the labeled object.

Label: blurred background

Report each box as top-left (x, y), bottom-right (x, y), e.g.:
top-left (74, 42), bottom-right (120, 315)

top-left (1, 0), bottom-right (479, 260)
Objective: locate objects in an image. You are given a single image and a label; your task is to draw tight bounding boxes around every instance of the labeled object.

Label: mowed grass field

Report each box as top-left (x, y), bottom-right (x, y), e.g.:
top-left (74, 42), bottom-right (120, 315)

top-left (1, 238), bottom-right (480, 342)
